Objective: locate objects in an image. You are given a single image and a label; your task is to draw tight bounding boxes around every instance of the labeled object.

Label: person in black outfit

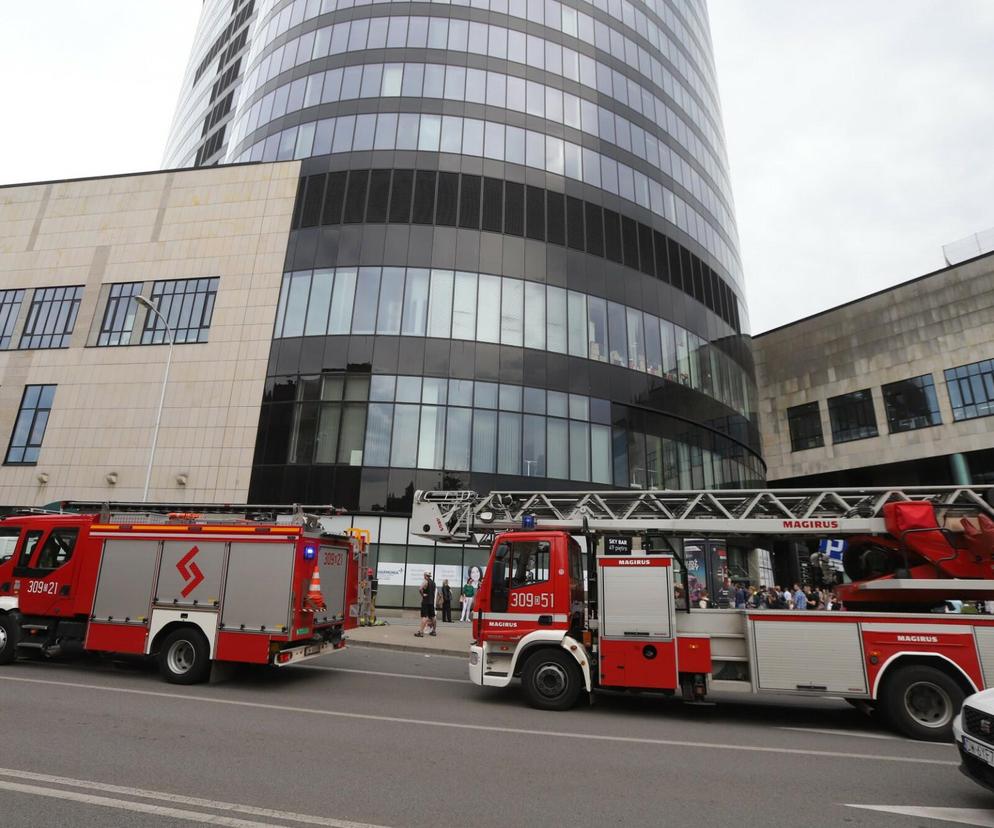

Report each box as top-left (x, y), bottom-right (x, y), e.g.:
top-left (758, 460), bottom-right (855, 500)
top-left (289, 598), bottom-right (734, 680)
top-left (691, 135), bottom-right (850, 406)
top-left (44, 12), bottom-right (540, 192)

top-left (415, 571), bottom-right (437, 637)
top-left (441, 579), bottom-right (453, 623)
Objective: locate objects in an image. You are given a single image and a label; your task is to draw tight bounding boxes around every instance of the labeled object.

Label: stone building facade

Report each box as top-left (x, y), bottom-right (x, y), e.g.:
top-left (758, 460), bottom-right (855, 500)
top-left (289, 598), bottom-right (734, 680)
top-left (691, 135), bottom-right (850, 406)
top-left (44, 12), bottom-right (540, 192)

top-left (755, 251), bottom-right (994, 487)
top-left (0, 162), bottom-right (300, 506)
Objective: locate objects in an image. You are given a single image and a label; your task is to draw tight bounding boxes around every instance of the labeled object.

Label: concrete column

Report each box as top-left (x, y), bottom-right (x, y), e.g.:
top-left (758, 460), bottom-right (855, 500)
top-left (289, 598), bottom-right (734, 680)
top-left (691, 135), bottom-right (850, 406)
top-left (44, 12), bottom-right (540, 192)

top-left (950, 452), bottom-right (972, 485)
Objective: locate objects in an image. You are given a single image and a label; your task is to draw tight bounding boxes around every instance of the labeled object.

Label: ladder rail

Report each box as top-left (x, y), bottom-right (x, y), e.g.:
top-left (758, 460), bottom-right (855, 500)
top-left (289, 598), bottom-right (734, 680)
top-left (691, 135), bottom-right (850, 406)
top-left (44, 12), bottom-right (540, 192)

top-left (411, 485), bottom-right (994, 542)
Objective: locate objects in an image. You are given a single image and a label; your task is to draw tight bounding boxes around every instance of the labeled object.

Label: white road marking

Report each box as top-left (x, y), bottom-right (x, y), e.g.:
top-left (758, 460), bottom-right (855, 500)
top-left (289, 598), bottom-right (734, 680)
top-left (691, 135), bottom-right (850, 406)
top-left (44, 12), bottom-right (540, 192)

top-left (0, 779), bottom-right (291, 828)
top-left (779, 726), bottom-right (901, 741)
top-left (0, 674), bottom-right (957, 767)
top-left (0, 767), bottom-right (386, 828)
top-left (845, 805), bottom-right (994, 827)
top-left (300, 665), bottom-right (470, 683)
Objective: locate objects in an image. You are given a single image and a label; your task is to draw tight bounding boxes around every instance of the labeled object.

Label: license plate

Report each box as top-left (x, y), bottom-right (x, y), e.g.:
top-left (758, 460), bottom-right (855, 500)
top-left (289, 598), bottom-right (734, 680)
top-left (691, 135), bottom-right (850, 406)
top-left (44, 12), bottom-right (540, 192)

top-left (964, 736), bottom-right (994, 767)
top-left (304, 644), bottom-right (321, 656)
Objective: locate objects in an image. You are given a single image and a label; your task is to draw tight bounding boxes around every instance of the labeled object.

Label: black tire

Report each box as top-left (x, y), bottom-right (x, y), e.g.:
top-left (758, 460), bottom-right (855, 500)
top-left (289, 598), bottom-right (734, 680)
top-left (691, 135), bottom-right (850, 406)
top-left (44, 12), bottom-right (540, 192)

top-left (0, 614), bottom-right (18, 665)
top-left (520, 649), bottom-right (583, 711)
top-left (878, 664), bottom-right (965, 742)
top-left (157, 628), bottom-right (211, 685)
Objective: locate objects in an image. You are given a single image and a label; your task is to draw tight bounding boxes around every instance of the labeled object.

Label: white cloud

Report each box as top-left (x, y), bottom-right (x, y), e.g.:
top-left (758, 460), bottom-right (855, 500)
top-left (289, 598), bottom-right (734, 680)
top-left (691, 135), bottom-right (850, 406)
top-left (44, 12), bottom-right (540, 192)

top-left (709, 0), bottom-right (994, 331)
top-left (0, 2), bottom-right (201, 186)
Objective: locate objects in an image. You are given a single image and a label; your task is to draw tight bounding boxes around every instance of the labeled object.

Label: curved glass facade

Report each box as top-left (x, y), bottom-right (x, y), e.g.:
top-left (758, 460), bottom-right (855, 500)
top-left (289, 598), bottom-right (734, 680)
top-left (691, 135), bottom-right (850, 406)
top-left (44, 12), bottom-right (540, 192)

top-left (168, 0), bottom-right (763, 514)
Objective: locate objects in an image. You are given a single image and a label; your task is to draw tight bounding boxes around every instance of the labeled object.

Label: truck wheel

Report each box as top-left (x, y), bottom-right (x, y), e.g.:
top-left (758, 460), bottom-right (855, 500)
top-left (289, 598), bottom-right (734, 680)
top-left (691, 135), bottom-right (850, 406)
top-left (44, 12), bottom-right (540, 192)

top-left (0, 615), bottom-right (19, 665)
top-left (157, 628), bottom-right (211, 685)
top-left (879, 664), bottom-right (965, 742)
top-left (521, 649), bottom-right (583, 711)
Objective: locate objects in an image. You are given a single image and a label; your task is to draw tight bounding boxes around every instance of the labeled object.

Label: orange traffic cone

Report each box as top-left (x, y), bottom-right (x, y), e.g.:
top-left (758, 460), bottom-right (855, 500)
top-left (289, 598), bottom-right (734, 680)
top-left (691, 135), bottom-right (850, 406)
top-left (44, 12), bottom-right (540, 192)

top-left (305, 566), bottom-right (326, 612)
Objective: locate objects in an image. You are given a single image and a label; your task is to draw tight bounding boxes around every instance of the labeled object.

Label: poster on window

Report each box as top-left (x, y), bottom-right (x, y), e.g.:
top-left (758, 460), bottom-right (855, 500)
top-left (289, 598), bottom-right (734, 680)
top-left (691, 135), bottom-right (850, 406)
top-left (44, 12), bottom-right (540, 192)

top-left (434, 564), bottom-right (463, 589)
top-left (406, 565), bottom-right (432, 587)
top-left (682, 541), bottom-right (708, 605)
top-left (376, 561), bottom-right (406, 586)
top-left (463, 563), bottom-right (487, 589)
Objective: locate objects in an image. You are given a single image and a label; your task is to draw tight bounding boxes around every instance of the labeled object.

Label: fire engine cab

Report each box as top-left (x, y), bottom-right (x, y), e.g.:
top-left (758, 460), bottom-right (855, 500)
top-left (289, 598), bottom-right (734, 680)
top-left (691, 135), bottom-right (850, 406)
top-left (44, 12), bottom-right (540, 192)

top-left (413, 485), bottom-right (994, 742)
top-left (0, 503), bottom-right (367, 683)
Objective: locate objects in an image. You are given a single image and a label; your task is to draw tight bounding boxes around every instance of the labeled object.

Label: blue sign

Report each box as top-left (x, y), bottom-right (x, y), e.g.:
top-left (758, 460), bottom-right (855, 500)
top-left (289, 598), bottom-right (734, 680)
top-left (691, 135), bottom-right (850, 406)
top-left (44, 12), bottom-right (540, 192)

top-left (818, 538), bottom-right (847, 561)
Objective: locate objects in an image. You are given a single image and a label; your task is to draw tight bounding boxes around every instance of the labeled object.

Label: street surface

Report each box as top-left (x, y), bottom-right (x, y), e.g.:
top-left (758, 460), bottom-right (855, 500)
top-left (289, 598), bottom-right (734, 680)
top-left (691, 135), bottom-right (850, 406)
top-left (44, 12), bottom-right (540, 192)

top-left (0, 645), bottom-right (989, 827)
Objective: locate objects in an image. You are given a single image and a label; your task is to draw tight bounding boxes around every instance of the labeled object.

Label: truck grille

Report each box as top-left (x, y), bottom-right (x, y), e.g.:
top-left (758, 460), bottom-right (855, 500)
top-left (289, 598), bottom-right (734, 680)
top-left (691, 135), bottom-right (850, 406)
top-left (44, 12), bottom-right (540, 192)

top-left (964, 706), bottom-right (994, 744)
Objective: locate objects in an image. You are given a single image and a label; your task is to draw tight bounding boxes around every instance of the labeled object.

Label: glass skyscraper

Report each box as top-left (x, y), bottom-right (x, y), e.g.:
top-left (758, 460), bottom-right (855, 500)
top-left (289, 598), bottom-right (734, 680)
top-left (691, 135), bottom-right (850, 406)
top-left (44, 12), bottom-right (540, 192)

top-left (165, 0), bottom-right (763, 515)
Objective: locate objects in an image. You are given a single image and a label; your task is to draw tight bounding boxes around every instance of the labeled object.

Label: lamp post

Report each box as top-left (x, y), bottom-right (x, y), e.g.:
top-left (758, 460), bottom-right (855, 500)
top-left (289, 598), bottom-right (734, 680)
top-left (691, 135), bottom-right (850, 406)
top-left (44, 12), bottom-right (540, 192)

top-left (134, 295), bottom-right (174, 503)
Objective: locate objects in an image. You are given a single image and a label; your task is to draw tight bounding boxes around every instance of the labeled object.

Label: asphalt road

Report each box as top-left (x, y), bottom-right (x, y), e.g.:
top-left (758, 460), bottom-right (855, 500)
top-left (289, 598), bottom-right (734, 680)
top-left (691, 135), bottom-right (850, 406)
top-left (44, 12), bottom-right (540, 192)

top-left (0, 646), bottom-right (989, 828)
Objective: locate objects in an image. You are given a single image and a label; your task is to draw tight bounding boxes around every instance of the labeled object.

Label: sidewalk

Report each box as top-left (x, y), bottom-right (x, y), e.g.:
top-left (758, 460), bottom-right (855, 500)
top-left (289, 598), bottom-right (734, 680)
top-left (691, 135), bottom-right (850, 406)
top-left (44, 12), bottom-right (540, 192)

top-left (346, 610), bottom-right (473, 657)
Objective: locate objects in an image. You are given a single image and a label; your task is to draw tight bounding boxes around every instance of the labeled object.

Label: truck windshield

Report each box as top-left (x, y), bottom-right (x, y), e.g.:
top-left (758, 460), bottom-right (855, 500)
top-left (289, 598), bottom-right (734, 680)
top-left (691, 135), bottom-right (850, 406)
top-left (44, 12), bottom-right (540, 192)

top-left (0, 527), bottom-right (19, 563)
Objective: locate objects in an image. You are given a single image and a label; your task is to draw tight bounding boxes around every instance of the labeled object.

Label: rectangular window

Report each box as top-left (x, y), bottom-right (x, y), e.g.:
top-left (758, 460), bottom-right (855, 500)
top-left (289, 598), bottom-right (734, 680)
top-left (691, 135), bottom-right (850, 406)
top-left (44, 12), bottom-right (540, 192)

top-left (97, 282), bottom-right (142, 346)
top-left (882, 374), bottom-right (942, 432)
top-left (546, 286), bottom-right (567, 354)
top-left (786, 402), bottom-right (824, 451)
top-left (607, 301), bottom-right (628, 368)
top-left (140, 278), bottom-right (219, 344)
top-left (452, 272), bottom-right (478, 340)
top-left (828, 389), bottom-right (879, 443)
top-left (944, 359), bottom-right (994, 421)
top-left (471, 409), bottom-right (497, 472)
top-left (6, 384), bottom-right (56, 465)
top-left (20, 286), bottom-right (83, 349)
top-left (0, 289), bottom-right (25, 348)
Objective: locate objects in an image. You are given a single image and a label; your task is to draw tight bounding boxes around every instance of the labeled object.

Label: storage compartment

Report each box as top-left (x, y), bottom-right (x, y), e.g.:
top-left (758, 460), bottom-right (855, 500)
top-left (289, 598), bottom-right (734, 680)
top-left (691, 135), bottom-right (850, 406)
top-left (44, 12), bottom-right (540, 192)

top-left (599, 639), bottom-right (678, 689)
top-left (599, 559), bottom-right (673, 639)
top-left (91, 540), bottom-right (159, 624)
top-left (751, 620), bottom-right (867, 694)
top-left (220, 541), bottom-right (295, 633)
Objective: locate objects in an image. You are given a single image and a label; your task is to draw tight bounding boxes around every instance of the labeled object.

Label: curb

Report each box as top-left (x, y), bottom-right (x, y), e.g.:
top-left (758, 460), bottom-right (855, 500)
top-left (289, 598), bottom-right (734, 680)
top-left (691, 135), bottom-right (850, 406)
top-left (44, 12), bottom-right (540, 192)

top-left (346, 638), bottom-right (468, 658)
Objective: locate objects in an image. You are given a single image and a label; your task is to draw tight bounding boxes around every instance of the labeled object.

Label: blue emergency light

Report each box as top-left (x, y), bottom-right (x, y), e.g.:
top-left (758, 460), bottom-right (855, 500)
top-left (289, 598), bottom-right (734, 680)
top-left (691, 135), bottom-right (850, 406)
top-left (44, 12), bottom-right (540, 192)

top-left (303, 544), bottom-right (317, 560)
top-left (522, 514), bottom-right (536, 529)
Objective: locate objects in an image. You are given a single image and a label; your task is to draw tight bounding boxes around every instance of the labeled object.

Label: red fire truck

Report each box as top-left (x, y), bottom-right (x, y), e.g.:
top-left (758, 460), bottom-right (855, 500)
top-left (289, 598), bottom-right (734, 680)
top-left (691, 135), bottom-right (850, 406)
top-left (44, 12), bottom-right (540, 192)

top-left (0, 503), bottom-right (367, 683)
top-left (412, 485), bottom-right (994, 741)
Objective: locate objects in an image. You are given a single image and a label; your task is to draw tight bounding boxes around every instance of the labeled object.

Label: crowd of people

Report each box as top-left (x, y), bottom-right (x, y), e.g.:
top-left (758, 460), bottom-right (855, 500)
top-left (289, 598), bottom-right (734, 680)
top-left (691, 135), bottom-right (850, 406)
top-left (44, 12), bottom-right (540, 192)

top-left (675, 581), bottom-right (843, 611)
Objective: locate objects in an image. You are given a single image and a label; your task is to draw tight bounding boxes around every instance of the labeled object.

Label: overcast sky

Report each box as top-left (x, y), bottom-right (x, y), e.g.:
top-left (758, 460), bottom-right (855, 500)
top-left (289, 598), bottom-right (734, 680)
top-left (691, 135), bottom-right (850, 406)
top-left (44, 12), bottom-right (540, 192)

top-left (0, 2), bottom-right (991, 332)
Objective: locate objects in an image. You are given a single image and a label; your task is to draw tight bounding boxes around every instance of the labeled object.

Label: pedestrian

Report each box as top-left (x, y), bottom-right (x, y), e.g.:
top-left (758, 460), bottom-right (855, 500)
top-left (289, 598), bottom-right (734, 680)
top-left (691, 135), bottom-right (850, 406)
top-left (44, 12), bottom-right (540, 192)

top-left (441, 578), bottom-right (452, 623)
top-left (460, 576), bottom-right (476, 622)
top-left (792, 583), bottom-right (807, 610)
top-left (698, 589), bottom-right (711, 609)
top-left (734, 583), bottom-right (747, 609)
top-left (414, 571), bottom-right (437, 637)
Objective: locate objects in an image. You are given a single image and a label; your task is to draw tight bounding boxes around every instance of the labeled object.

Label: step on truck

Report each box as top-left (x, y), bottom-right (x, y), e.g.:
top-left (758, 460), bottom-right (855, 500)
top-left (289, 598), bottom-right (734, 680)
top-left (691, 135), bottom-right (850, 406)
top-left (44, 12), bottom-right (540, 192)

top-left (412, 485), bottom-right (994, 741)
top-left (0, 503), bottom-right (367, 683)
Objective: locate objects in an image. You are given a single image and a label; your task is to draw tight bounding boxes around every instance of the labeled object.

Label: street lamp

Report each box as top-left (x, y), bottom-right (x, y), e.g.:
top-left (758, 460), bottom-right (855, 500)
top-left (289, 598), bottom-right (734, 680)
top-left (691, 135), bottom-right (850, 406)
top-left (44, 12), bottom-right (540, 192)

top-left (134, 295), bottom-right (174, 503)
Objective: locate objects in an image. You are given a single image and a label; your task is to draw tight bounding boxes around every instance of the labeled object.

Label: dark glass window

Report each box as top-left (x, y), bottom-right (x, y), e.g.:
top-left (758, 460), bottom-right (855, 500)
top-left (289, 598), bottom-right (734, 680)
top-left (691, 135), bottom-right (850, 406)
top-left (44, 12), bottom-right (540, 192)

top-left (828, 389), bottom-right (878, 443)
top-left (584, 203), bottom-right (604, 256)
top-left (140, 278), bottom-right (219, 344)
top-left (343, 169), bottom-right (369, 223)
top-left (504, 182), bottom-right (524, 236)
top-left (6, 384), bottom-right (56, 464)
top-left (603, 210), bottom-right (622, 263)
top-left (365, 170), bottom-right (391, 223)
top-left (786, 402), bottom-right (823, 451)
top-left (322, 171), bottom-right (347, 225)
top-left (300, 174), bottom-right (326, 227)
top-left (621, 216), bottom-right (639, 269)
top-left (19, 286), bottom-right (83, 349)
top-left (481, 178), bottom-right (503, 232)
top-left (0, 289), bottom-right (25, 348)
top-left (566, 197), bottom-right (584, 250)
top-left (435, 172), bottom-right (458, 226)
top-left (546, 192), bottom-right (565, 246)
top-left (882, 374), bottom-right (942, 432)
top-left (638, 224), bottom-right (654, 276)
top-left (944, 359), bottom-right (994, 421)
top-left (97, 282), bottom-right (142, 346)
top-left (412, 171), bottom-right (437, 224)
top-left (525, 185), bottom-right (545, 241)
top-left (458, 175), bottom-right (481, 229)
top-left (388, 170), bottom-right (413, 223)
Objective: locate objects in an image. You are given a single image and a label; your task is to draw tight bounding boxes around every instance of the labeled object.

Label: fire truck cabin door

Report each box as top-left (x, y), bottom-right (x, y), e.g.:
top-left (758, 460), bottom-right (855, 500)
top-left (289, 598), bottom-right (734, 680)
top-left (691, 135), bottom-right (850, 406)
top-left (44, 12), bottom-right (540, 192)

top-left (14, 526), bottom-right (81, 617)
